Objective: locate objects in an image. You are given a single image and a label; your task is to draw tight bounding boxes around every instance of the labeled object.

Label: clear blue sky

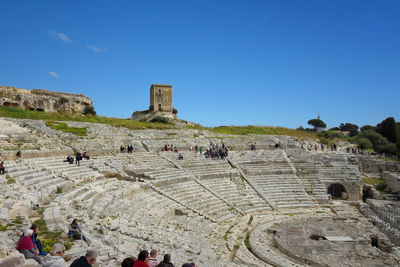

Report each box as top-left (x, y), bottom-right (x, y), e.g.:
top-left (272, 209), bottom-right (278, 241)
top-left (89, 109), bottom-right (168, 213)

top-left (1, 0), bottom-right (399, 128)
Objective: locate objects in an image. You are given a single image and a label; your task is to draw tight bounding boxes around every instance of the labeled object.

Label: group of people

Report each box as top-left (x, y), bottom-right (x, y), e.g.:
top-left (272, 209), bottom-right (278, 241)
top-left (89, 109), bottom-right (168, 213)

top-left (66, 152), bottom-right (90, 165)
top-left (14, 219), bottom-right (196, 267)
top-left (16, 226), bottom-right (63, 266)
top-left (161, 144), bottom-right (178, 152)
top-left (120, 145), bottom-right (134, 153)
top-left (203, 143), bottom-right (228, 159)
top-left (121, 249), bottom-right (196, 267)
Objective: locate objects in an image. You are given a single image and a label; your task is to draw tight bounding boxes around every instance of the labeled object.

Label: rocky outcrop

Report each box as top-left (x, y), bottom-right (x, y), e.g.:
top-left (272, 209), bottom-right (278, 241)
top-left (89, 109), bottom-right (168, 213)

top-left (131, 109), bottom-right (175, 122)
top-left (0, 86), bottom-right (93, 114)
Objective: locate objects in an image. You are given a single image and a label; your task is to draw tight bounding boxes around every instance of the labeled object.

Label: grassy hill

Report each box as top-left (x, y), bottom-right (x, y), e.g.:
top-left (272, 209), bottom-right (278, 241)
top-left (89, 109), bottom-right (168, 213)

top-left (0, 105), bottom-right (317, 139)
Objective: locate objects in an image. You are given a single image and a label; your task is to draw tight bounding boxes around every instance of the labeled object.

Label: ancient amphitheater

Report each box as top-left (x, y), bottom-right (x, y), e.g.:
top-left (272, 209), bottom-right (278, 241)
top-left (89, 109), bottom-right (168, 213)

top-left (0, 117), bottom-right (399, 266)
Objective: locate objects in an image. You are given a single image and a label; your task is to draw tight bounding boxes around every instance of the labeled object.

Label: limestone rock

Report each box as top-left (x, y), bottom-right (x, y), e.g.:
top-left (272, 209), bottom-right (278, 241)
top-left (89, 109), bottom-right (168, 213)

top-left (0, 86), bottom-right (93, 114)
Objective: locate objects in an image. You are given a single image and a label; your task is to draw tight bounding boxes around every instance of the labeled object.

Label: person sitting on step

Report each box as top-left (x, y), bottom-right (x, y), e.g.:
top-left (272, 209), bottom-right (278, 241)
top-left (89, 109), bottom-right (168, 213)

top-left (16, 229), bottom-right (42, 265)
top-left (0, 161), bottom-right (5, 174)
top-left (121, 257), bottom-right (135, 267)
top-left (135, 250), bottom-right (150, 267)
top-left (68, 219), bottom-right (88, 244)
top-left (30, 224), bottom-right (47, 255)
top-left (148, 249), bottom-right (159, 267)
top-left (42, 243), bottom-right (66, 267)
top-left (159, 254), bottom-right (174, 267)
top-left (70, 249), bottom-right (97, 267)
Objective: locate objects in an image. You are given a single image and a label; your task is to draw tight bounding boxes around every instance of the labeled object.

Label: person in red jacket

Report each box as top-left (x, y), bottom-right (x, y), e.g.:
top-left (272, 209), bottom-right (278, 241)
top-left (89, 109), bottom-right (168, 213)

top-left (134, 250), bottom-right (149, 267)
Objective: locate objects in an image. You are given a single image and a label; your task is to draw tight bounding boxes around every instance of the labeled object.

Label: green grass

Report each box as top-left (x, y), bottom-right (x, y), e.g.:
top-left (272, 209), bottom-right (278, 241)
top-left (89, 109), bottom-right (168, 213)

top-left (0, 105), bottom-right (175, 130)
top-left (6, 176), bottom-right (16, 184)
top-left (248, 215), bottom-right (253, 225)
top-left (244, 232), bottom-right (251, 251)
top-left (46, 121), bottom-right (87, 136)
top-left (362, 177), bottom-right (384, 185)
top-left (31, 208), bottom-right (73, 251)
top-left (0, 223), bottom-right (11, 231)
top-left (210, 125), bottom-right (317, 140)
top-left (224, 224), bottom-right (236, 241)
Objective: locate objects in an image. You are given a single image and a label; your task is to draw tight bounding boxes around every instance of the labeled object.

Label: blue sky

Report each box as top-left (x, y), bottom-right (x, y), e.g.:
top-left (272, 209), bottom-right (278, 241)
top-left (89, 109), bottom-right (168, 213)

top-left (1, 0), bottom-right (399, 128)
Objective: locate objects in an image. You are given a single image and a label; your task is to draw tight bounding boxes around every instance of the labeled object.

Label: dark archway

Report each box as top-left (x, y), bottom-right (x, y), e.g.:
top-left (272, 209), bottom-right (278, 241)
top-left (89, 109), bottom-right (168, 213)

top-left (362, 185), bottom-right (374, 202)
top-left (327, 183), bottom-right (347, 199)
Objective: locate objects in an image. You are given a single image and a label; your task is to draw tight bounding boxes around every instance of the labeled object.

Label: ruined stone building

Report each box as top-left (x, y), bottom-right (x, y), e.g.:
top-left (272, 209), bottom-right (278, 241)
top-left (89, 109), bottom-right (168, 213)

top-left (149, 84), bottom-right (173, 113)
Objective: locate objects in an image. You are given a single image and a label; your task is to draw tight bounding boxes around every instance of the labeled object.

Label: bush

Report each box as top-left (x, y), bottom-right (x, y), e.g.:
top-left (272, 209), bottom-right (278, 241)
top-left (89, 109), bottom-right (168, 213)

top-left (59, 97), bottom-right (68, 104)
top-left (361, 125), bottom-right (375, 132)
top-left (319, 137), bottom-right (329, 145)
top-left (357, 130), bottom-right (397, 155)
top-left (318, 131), bottom-right (344, 139)
top-left (150, 116), bottom-right (170, 124)
top-left (339, 123), bottom-right (359, 136)
top-left (351, 137), bottom-right (373, 150)
top-left (83, 105), bottom-right (96, 115)
top-left (172, 108), bottom-right (178, 114)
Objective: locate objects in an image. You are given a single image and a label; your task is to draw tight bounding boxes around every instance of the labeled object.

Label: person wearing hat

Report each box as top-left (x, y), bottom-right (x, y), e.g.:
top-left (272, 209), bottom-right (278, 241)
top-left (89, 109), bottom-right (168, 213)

top-left (16, 229), bottom-right (42, 264)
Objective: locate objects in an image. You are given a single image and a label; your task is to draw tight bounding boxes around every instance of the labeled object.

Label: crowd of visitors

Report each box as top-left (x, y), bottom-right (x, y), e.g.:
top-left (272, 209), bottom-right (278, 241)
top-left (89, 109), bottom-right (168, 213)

top-left (65, 152), bottom-right (90, 165)
top-left (12, 219), bottom-right (196, 267)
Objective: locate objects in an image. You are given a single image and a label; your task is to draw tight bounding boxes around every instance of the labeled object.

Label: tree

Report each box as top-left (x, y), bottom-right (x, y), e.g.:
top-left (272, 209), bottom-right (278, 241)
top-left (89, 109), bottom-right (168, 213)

top-left (308, 119), bottom-right (326, 129)
top-left (339, 123), bottom-right (359, 137)
top-left (351, 137), bottom-right (373, 150)
top-left (358, 130), bottom-right (396, 155)
top-left (376, 117), bottom-right (397, 143)
top-left (360, 125), bottom-right (375, 132)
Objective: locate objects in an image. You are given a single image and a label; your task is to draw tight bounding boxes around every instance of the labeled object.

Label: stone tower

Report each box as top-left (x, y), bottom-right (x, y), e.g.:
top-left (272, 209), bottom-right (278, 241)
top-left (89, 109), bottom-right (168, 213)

top-left (149, 84), bottom-right (173, 113)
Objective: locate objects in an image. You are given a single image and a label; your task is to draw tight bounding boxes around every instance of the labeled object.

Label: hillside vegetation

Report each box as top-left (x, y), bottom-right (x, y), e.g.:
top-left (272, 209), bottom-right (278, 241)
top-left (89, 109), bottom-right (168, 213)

top-left (0, 106), bottom-right (319, 139)
top-left (0, 105), bottom-right (175, 130)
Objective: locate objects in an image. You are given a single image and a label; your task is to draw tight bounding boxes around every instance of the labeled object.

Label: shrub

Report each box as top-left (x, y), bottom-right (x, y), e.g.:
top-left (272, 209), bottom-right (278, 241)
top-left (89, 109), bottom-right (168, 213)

top-left (173, 108), bottom-right (178, 114)
top-left (150, 116), bottom-right (170, 124)
top-left (352, 137), bottom-right (373, 150)
top-left (83, 105), bottom-right (96, 115)
top-left (361, 125), bottom-right (375, 132)
top-left (317, 131), bottom-right (344, 139)
top-left (319, 137), bottom-right (329, 145)
top-left (339, 123), bottom-right (359, 137)
top-left (59, 97), bottom-right (68, 104)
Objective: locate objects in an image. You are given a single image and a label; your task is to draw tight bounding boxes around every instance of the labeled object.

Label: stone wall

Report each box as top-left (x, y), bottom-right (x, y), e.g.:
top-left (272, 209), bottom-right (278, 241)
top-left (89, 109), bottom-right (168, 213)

top-left (383, 171), bottom-right (400, 193)
top-left (0, 86), bottom-right (93, 114)
top-left (358, 155), bottom-right (400, 174)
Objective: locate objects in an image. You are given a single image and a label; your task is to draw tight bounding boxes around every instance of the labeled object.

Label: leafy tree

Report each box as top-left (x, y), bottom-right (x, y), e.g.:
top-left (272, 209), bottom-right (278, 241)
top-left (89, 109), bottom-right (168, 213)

top-left (329, 127), bottom-right (340, 131)
top-left (308, 119), bottom-right (326, 129)
top-left (350, 137), bottom-right (373, 150)
top-left (360, 125), bottom-right (375, 132)
top-left (358, 130), bottom-right (396, 155)
top-left (376, 117), bottom-right (397, 143)
top-left (173, 108), bottom-right (178, 114)
top-left (339, 123), bottom-right (359, 137)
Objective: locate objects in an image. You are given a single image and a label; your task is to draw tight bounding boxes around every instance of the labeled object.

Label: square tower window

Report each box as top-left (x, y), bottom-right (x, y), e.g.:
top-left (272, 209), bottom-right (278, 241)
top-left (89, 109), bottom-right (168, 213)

top-left (158, 89), bottom-right (162, 94)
